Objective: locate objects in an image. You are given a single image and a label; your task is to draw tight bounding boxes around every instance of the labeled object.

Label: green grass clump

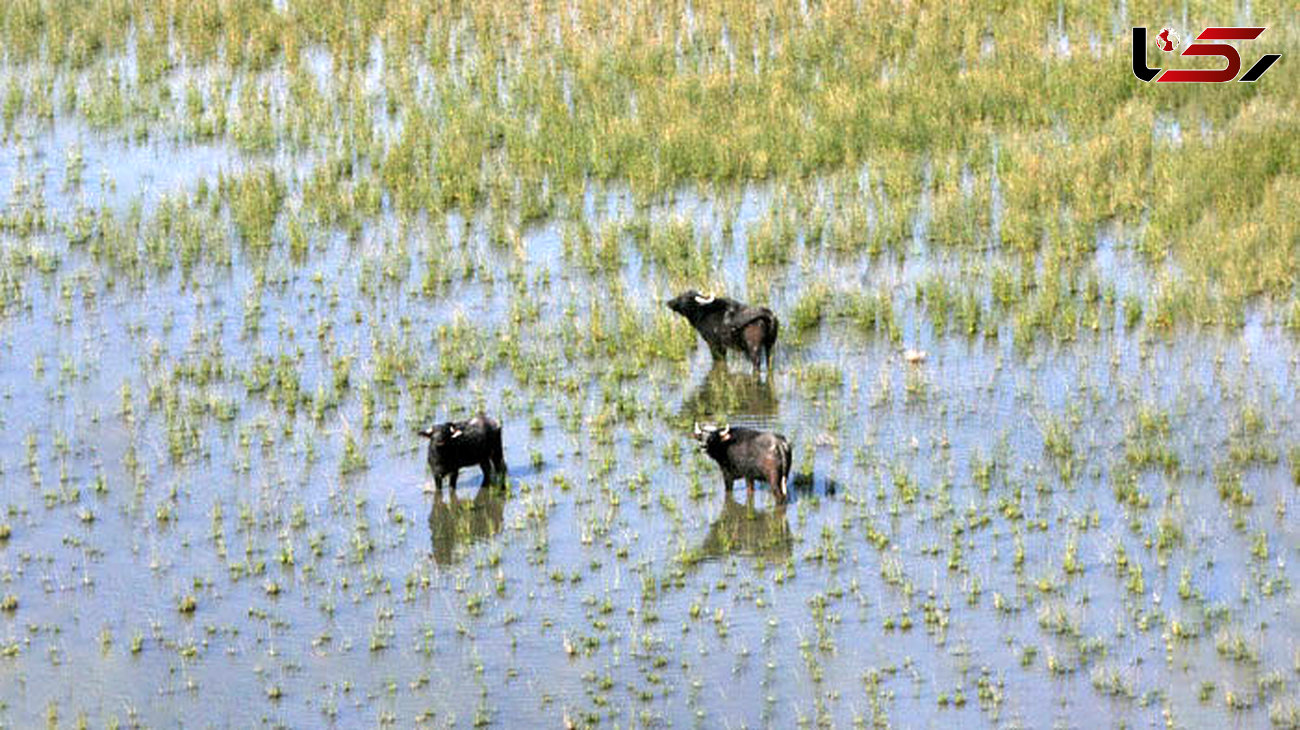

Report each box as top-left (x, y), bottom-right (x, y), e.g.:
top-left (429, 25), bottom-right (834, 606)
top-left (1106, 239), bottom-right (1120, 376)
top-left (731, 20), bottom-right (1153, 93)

top-left (222, 168), bottom-right (285, 256)
top-left (844, 291), bottom-right (900, 343)
top-left (789, 285), bottom-right (832, 337)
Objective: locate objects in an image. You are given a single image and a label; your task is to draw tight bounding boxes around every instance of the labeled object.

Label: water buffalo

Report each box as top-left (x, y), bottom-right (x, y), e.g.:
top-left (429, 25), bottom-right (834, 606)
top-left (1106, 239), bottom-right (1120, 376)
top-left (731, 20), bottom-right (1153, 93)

top-left (417, 413), bottom-right (506, 490)
top-left (667, 290), bottom-right (779, 374)
top-left (693, 422), bottom-right (792, 503)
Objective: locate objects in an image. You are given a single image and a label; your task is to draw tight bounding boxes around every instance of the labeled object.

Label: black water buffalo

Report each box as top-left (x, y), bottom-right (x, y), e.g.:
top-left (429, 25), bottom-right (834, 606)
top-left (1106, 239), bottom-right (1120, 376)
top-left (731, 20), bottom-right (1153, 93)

top-left (417, 414), bottom-right (506, 490)
top-left (693, 422), bottom-right (792, 503)
top-left (667, 290), bottom-right (779, 374)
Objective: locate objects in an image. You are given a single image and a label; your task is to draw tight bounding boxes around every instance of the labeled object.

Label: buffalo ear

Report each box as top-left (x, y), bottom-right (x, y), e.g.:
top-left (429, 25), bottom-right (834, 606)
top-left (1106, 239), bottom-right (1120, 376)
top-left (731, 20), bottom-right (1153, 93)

top-left (450, 426), bottom-right (462, 439)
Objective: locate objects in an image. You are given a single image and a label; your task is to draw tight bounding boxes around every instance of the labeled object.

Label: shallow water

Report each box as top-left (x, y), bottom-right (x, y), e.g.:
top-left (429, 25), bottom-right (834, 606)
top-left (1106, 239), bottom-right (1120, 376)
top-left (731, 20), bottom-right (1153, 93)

top-left (1, 111), bottom-right (1299, 730)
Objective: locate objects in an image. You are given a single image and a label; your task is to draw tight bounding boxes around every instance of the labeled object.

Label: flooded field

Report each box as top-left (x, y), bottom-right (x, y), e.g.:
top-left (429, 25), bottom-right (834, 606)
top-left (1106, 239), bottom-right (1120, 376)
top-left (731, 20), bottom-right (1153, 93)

top-left (2, 1), bottom-right (1299, 728)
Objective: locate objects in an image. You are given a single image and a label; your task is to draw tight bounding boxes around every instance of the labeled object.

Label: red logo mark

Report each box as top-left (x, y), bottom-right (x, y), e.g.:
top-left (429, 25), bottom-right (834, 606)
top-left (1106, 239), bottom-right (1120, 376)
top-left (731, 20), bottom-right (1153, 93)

top-left (1133, 27), bottom-right (1281, 83)
top-left (1156, 28), bottom-right (1178, 52)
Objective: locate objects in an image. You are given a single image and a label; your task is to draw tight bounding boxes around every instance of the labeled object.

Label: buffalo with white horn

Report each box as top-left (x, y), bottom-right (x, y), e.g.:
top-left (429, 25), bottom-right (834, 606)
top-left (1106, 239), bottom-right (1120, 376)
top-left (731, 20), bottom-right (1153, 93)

top-left (417, 413), bottom-right (506, 490)
top-left (692, 422), bottom-right (792, 503)
top-left (666, 290), bottom-right (780, 374)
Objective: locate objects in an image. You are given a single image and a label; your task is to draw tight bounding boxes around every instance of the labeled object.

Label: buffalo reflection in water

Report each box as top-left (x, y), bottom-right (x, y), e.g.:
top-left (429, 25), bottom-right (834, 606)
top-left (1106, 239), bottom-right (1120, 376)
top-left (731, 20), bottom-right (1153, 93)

top-left (695, 491), bottom-right (793, 563)
top-left (679, 363), bottom-right (779, 428)
top-left (428, 486), bottom-right (507, 565)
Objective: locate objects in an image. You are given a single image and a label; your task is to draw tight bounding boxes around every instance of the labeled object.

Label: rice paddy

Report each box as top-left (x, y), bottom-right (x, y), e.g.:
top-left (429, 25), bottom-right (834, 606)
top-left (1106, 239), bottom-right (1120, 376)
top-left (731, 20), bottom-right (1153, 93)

top-left (1, 0), bottom-right (1299, 727)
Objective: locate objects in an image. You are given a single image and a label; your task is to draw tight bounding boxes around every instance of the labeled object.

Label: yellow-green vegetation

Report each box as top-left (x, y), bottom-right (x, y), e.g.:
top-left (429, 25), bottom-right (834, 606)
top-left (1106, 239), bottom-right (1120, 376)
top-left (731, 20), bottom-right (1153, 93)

top-left (0, 0), bottom-right (1296, 309)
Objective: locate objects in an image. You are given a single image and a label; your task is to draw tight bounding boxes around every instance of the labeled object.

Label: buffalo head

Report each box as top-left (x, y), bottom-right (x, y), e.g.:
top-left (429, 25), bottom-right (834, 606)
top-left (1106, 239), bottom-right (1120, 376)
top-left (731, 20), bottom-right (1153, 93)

top-left (418, 422), bottom-right (463, 447)
top-left (666, 290), bottom-right (720, 318)
top-left (692, 422), bottom-right (733, 450)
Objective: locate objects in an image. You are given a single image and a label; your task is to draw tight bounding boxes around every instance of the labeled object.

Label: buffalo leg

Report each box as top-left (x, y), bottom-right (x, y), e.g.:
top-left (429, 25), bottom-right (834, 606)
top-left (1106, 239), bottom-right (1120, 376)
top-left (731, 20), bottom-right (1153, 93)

top-left (722, 475), bottom-right (734, 491)
top-left (447, 469), bottom-right (459, 491)
top-left (769, 468), bottom-right (787, 503)
top-left (745, 478), bottom-right (755, 492)
top-left (492, 452), bottom-right (507, 483)
top-left (489, 430), bottom-right (507, 482)
top-left (741, 323), bottom-right (765, 373)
